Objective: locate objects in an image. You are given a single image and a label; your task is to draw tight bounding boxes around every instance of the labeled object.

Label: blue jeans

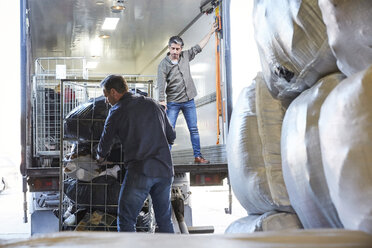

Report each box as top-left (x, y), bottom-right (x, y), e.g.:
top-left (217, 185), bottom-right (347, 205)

top-left (117, 169), bottom-right (174, 233)
top-left (167, 99), bottom-right (202, 157)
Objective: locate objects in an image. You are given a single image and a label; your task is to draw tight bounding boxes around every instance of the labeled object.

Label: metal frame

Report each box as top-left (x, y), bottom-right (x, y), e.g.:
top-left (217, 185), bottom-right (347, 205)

top-left (58, 78), bottom-right (156, 232)
top-left (32, 57), bottom-right (88, 158)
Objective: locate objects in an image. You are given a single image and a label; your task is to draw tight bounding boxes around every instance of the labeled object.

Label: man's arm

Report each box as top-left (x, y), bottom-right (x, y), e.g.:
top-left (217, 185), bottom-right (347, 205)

top-left (157, 62), bottom-right (168, 109)
top-left (198, 22), bottom-right (218, 49)
top-left (96, 109), bottom-right (118, 160)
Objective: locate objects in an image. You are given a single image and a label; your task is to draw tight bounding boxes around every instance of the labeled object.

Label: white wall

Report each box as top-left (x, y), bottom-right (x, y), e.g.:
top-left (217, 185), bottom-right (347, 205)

top-left (230, 0), bottom-right (261, 106)
top-left (0, 0), bottom-right (21, 167)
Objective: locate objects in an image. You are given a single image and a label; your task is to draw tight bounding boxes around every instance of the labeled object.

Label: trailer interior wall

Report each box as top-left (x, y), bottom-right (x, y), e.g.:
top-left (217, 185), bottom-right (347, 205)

top-left (25, 0), bottom-right (221, 151)
top-left (133, 11), bottom-right (219, 150)
top-left (142, 13), bottom-right (219, 150)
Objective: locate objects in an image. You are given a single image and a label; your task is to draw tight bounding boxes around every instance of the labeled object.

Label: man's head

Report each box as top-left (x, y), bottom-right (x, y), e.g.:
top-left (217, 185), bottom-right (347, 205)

top-left (168, 36), bottom-right (184, 61)
top-left (100, 74), bottom-right (128, 106)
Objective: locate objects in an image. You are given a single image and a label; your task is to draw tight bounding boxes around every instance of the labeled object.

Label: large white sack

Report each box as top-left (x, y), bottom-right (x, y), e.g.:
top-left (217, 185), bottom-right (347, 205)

top-left (281, 73), bottom-right (345, 228)
top-left (227, 81), bottom-right (271, 214)
top-left (319, 65), bottom-right (372, 234)
top-left (255, 73), bottom-right (292, 212)
top-left (227, 74), bottom-right (292, 214)
top-left (225, 211), bottom-right (302, 234)
top-left (319, 0), bottom-right (372, 76)
top-left (253, 0), bottom-right (338, 106)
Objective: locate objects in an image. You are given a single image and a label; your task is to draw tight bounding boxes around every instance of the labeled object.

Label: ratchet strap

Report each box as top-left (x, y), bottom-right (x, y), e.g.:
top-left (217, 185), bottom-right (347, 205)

top-left (215, 6), bottom-right (222, 144)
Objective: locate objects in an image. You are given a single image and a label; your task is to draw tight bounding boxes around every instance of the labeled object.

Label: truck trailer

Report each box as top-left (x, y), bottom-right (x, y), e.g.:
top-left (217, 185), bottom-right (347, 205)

top-left (20, 0), bottom-right (238, 234)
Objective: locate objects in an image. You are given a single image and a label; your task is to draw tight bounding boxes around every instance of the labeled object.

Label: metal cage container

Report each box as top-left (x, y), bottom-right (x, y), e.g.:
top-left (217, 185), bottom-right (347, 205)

top-left (58, 79), bottom-right (156, 232)
top-left (33, 57), bottom-right (88, 160)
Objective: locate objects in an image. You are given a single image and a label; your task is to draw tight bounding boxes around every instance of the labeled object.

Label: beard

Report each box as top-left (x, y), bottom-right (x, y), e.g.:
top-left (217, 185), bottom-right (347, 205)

top-left (170, 53), bottom-right (179, 60)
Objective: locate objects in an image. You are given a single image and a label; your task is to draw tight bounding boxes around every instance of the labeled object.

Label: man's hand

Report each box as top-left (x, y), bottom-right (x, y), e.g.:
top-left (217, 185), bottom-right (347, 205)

top-left (159, 101), bottom-right (167, 111)
top-left (210, 21), bottom-right (218, 34)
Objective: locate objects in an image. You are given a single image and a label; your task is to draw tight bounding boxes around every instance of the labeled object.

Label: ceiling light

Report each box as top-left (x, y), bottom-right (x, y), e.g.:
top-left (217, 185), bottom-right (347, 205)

top-left (111, 0), bottom-right (125, 13)
top-left (111, 5), bottom-right (125, 12)
top-left (96, 1), bottom-right (104, 5)
top-left (102, 17), bottom-right (120, 30)
top-left (86, 61), bottom-right (99, 69)
top-left (99, 34), bottom-right (110, 39)
top-left (90, 38), bottom-right (103, 57)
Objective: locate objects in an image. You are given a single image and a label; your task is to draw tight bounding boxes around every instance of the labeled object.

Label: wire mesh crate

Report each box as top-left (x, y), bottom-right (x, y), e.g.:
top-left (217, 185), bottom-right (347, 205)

top-left (32, 57), bottom-right (154, 162)
top-left (59, 78), bottom-right (156, 232)
top-left (33, 57), bottom-right (88, 160)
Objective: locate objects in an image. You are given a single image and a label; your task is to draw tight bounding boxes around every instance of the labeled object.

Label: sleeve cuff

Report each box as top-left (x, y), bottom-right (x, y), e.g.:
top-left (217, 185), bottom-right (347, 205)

top-left (195, 44), bottom-right (202, 52)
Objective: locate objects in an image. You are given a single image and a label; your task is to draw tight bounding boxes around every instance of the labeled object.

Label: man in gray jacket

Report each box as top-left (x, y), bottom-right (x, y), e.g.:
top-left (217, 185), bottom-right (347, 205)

top-left (157, 23), bottom-right (217, 164)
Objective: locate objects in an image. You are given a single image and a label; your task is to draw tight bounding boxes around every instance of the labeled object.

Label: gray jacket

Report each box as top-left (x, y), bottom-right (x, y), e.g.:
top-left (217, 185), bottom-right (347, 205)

top-left (157, 45), bottom-right (202, 103)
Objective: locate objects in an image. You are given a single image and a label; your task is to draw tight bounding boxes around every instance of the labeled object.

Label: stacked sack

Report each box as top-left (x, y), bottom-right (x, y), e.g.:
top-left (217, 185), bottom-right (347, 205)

top-left (283, 0), bottom-right (372, 234)
top-left (281, 73), bottom-right (345, 228)
top-left (319, 0), bottom-right (372, 233)
top-left (282, 67), bottom-right (372, 234)
top-left (319, 0), bottom-right (372, 77)
top-left (61, 96), bottom-right (125, 229)
top-left (226, 0), bottom-right (339, 233)
top-left (229, 0), bottom-right (372, 235)
top-left (226, 74), bottom-right (302, 233)
top-left (61, 142), bottom-right (124, 226)
top-left (252, 0), bottom-right (338, 107)
top-left (317, 2), bottom-right (372, 232)
top-left (318, 66), bottom-right (372, 234)
top-left (64, 95), bottom-right (110, 142)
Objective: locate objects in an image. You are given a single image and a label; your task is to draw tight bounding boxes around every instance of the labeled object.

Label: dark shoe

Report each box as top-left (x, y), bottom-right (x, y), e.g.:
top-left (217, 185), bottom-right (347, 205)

top-left (194, 156), bottom-right (210, 164)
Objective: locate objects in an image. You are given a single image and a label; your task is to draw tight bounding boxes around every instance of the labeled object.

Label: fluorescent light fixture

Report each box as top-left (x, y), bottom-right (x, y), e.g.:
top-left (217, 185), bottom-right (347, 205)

top-left (90, 38), bottom-right (103, 57)
top-left (99, 34), bottom-right (110, 39)
top-left (96, 1), bottom-right (104, 5)
top-left (111, 0), bottom-right (125, 13)
top-left (111, 5), bottom-right (125, 12)
top-left (86, 61), bottom-right (99, 69)
top-left (102, 18), bottom-right (120, 30)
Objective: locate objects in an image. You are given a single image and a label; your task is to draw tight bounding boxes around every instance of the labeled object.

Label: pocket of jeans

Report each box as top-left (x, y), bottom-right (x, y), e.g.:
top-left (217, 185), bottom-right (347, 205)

top-left (125, 170), bottom-right (150, 190)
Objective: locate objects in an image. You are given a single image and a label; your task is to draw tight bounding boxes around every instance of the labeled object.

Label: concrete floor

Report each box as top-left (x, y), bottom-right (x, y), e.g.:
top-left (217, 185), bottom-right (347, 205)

top-left (0, 164), bottom-right (247, 241)
top-left (189, 183), bottom-right (247, 234)
top-left (0, 165), bottom-right (31, 240)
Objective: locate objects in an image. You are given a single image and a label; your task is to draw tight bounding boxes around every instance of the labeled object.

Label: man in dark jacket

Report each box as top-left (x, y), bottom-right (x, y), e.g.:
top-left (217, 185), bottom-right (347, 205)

top-left (96, 75), bottom-right (176, 233)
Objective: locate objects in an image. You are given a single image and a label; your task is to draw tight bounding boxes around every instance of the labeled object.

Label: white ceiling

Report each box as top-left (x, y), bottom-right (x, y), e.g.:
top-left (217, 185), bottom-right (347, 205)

top-left (28, 0), bottom-right (202, 75)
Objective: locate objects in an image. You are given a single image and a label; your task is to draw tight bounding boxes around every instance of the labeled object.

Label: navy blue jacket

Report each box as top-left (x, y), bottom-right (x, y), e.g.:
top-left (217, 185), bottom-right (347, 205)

top-left (97, 92), bottom-right (176, 177)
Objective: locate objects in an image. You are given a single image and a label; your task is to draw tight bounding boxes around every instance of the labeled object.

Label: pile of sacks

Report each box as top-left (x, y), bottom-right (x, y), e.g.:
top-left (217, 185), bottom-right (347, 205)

top-left (226, 0), bottom-right (372, 235)
top-left (62, 142), bottom-right (123, 216)
top-left (62, 96), bottom-right (124, 217)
